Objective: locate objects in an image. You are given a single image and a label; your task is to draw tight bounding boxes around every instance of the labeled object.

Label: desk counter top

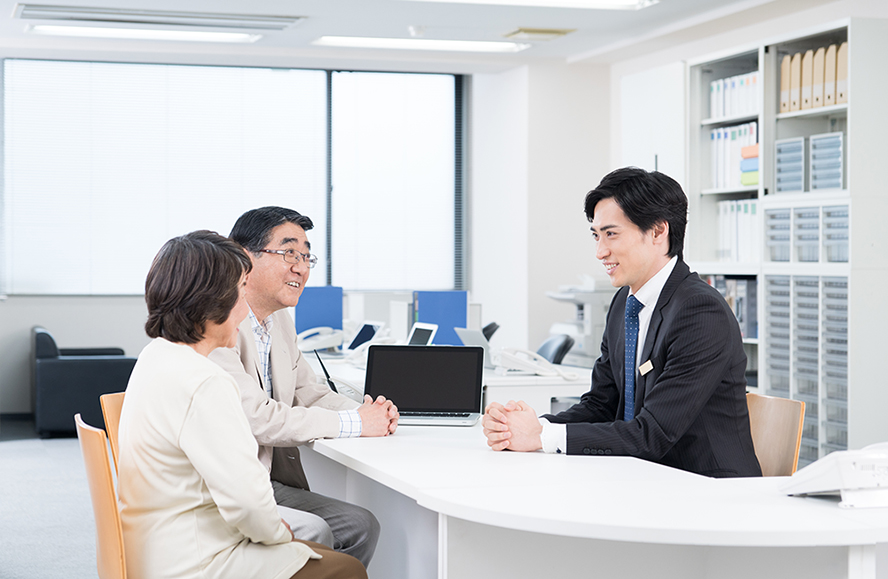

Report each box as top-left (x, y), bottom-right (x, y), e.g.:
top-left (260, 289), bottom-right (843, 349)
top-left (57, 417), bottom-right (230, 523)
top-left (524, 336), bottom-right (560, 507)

top-left (311, 425), bottom-right (888, 548)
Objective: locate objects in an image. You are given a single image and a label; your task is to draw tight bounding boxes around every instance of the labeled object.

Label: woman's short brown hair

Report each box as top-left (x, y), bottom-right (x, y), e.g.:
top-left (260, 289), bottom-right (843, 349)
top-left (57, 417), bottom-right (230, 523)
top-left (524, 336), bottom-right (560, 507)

top-left (144, 230), bottom-right (252, 344)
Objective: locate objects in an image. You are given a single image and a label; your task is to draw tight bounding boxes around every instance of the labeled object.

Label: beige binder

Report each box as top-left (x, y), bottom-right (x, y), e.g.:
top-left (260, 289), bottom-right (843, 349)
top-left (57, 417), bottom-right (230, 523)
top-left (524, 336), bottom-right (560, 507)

top-left (780, 55), bottom-right (791, 113)
top-left (824, 44), bottom-right (837, 106)
top-left (790, 52), bottom-right (802, 111)
top-left (800, 49), bottom-right (814, 109)
top-left (812, 47), bottom-right (825, 108)
top-left (836, 41), bottom-right (848, 104)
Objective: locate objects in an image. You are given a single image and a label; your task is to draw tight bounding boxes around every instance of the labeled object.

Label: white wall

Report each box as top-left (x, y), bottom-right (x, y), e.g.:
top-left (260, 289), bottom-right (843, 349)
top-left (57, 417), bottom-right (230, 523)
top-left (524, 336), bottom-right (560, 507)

top-left (470, 61), bottom-right (611, 353)
top-left (526, 61), bottom-right (611, 350)
top-left (470, 66), bottom-right (530, 352)
top-left (619, 61), bottom-right (686, 183)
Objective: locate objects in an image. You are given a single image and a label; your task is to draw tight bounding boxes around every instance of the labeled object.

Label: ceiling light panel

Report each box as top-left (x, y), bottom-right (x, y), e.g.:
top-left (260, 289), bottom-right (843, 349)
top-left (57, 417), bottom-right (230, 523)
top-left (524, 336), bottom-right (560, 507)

top-left (15, 4), bottom-right (303, 30)
top-left (27, 24), bottom-right (262, 43)
top-left (313, 36), bottom-right (530, 53)
top-left (398, 0), bottom-right (657, 9)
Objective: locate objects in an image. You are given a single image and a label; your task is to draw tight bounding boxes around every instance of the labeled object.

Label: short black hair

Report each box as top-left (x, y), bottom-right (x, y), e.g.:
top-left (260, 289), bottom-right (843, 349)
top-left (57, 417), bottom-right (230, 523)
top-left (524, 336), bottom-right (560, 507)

top-left (229, 206), bottom-right (314, 253)
top-left (584, 167), bottom-right (687, 260)
top-left (144, 230), bottom-right (252, 344)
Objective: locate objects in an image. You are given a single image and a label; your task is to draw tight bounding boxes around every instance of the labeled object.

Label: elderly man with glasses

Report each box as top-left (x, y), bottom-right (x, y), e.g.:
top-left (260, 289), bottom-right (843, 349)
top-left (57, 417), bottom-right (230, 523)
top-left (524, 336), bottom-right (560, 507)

top-left (210, 206), bottom-right (399, 570)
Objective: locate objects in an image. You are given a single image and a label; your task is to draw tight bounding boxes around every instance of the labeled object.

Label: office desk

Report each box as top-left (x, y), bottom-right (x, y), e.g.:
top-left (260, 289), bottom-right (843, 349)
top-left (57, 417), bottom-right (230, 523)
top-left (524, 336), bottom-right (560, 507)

top-left (303, 425), bottom-right (888, 579)
top-left (310, 355), bottom-right (592, 414)
top-left (482, 367), bottom-right (590, 413)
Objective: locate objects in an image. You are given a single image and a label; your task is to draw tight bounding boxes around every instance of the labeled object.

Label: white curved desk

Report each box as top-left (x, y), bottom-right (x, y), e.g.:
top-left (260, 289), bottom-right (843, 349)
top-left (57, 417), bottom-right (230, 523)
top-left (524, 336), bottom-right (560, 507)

top-left (305, 425), bottom-right (888, 579)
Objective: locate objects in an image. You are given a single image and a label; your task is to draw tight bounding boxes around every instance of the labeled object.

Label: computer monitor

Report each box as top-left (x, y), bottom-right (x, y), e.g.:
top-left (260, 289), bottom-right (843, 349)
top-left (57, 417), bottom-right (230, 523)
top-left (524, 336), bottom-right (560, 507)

top-left (407, 322), bottom-right (437, 345)
top-left (347, 321), bottom-right (385, 351)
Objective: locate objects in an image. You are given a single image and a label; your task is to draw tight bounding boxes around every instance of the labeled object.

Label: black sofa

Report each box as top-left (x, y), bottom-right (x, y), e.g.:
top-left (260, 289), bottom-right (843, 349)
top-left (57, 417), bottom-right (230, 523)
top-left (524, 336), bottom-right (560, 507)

top-left (31, 326), bottom-right (136, 437)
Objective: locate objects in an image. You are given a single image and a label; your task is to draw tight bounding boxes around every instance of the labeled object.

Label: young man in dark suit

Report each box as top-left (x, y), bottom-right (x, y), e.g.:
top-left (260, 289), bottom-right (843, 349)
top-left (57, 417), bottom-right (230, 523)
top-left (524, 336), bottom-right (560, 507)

top-left (482, 167), bottom-right (761, 478)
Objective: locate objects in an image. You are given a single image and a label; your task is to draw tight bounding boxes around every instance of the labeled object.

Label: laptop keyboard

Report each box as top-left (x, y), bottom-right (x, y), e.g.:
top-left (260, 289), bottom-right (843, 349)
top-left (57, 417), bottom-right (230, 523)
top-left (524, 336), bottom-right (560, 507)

top-left (400, 411), bottom-right (471, 418)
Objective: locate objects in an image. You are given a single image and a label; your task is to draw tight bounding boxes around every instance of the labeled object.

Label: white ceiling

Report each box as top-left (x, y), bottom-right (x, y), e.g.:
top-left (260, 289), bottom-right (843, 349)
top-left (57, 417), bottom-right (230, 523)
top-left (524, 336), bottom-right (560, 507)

top-left (0, 0), bottom-right (833, 72)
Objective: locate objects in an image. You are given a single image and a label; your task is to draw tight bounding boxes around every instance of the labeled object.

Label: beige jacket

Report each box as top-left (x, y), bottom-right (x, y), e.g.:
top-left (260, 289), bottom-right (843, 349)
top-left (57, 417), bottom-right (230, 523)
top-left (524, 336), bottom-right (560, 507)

top-left (118, 338), bottom-right (317, 579)
top-left (209, 309), bottom-right (359, 489)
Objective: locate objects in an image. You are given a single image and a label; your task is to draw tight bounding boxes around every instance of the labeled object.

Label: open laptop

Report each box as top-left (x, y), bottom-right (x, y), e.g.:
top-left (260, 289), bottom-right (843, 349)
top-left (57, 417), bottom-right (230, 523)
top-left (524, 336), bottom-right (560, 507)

top-left (364, 344), bottom-right (484, 426)
top-left (453, 327), bottom-right (495, 369)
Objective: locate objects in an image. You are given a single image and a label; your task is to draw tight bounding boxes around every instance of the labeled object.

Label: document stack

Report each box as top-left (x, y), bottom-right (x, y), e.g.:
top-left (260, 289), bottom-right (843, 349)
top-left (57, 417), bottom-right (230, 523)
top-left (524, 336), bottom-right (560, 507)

top-left (717, 198), bottom-right (760, 263)
top-left (709, 71), bottom-right (759, 119)
top-left (710, 122), bottom-right (757, 189)
top-left (779, 41), bottom-right (848, 113)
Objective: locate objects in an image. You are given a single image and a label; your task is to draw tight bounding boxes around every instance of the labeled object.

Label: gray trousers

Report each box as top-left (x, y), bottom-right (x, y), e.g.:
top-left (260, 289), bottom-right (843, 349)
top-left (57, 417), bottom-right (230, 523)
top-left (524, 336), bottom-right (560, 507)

top-left (272, 480), bottom-right (380, 568)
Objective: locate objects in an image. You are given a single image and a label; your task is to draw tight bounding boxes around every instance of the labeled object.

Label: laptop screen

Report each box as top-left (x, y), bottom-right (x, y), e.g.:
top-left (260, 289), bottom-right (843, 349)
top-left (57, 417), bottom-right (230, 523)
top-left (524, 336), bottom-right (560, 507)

top-left (365, 345), bottom-right (483, 413)
top-left (408, 327), bottom-right (434, 345)
top-left (347, 323), bottom-right (381, 350)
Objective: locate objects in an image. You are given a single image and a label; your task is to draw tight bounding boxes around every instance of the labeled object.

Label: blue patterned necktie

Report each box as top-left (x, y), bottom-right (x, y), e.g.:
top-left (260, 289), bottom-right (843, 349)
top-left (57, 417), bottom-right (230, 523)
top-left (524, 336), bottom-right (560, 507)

top-left (623, 294), bottom-right (644, 421)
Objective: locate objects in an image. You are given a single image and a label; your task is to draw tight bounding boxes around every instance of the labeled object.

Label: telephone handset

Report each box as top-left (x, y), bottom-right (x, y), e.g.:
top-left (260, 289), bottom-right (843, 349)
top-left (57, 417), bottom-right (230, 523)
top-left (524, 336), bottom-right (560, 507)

top-left (297, 327), bottom-right (344, 352)
top-left (496, 348), bottom-right (579, 380)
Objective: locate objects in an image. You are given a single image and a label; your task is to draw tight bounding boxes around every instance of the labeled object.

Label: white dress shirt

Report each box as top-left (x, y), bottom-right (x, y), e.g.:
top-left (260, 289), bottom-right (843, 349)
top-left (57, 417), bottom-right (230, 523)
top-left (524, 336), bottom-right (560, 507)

top-left (539, 256), bottom-right (678, 454)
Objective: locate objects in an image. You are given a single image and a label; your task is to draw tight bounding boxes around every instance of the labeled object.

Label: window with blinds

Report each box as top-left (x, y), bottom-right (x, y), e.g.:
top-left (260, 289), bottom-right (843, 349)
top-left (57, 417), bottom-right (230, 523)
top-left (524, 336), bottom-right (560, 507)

top-left (2, 60), bottom-right (462, 295)
top-left (331, 71), bottom-right (457, 290)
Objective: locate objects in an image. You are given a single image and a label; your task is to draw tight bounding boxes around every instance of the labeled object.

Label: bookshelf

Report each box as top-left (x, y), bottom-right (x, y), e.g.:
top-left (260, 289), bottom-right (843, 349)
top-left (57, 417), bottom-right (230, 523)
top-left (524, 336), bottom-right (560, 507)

top-left (686, 19), bottom-right (888, 467)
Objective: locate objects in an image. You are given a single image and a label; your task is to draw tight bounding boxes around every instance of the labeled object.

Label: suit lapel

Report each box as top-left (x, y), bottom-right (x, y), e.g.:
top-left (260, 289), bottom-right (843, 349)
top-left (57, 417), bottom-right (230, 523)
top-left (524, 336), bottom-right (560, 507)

top-left (613, 288), bottom-right (628, 414)
top-left (269, 312), bottom-right (295, 404)
top-left (237, 316), bottom-right (266, 393)
top-left (635, 260), bottom-right (692, 407)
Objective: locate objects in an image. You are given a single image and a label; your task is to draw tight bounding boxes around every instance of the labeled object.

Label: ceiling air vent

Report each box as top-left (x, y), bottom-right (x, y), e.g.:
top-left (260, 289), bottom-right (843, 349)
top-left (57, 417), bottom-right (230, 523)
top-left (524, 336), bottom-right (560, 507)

top-left (503, 28), bottom-right (576, 41)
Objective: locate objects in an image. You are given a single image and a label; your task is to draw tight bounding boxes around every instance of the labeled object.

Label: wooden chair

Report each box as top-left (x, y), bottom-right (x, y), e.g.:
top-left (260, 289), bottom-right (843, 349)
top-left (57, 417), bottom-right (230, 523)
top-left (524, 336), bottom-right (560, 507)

top-left (746, 392), bottom-right (806, 476)
top-left (100, 392), bottom-right (125, 473)
top-left (75, 413), bottom-right (127, 579)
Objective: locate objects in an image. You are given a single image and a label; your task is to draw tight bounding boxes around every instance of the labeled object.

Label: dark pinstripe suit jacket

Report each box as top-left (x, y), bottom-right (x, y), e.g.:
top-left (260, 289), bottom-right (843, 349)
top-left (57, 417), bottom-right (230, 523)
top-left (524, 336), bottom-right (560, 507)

top-left (542, 260), bottom-right (762, 478)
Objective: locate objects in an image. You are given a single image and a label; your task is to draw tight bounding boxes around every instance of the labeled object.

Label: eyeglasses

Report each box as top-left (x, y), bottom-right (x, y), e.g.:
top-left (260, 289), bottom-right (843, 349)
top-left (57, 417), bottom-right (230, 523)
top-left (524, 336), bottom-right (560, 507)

top-left (259, 249), bottom-right (318, 269)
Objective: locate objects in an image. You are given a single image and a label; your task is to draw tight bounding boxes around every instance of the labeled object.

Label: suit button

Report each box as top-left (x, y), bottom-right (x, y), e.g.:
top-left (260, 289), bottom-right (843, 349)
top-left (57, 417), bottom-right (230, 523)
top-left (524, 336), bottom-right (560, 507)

top-left (605, 450), bottom-right (612, 455)
top-left (597, 449), bottom-right (605, 455)
top-left (583, 448), bottom-right (591, 455)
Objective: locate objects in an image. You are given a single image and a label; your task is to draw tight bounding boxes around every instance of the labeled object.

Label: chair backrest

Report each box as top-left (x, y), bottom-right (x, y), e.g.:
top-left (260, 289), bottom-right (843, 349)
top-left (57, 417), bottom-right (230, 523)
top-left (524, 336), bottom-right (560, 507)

top-left (746, 392), bottom-right (805, 477)
top-left (481, 322), bottom-right (499, 342)
top-left (536, 334), bottom-right (575, 365)
top-left (75, 414), bottom-right (127, 579)
top-left (100, 392), bottom-right (126, 473)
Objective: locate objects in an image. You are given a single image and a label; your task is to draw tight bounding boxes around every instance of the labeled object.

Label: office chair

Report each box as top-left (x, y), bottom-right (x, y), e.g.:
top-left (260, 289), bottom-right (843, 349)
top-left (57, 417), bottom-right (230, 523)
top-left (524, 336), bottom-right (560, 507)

top-left (75, 413), bottom-right (127, 579)
top-left (746, 393), bottom-right (805, 476)
top-left (481, 322), bottom-right (500, 342)
top-left (536, 334), bottom-right (575, 365)
top-left (100, 392), bottom-right (126, 473)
